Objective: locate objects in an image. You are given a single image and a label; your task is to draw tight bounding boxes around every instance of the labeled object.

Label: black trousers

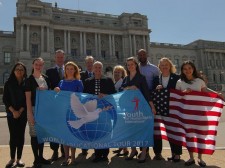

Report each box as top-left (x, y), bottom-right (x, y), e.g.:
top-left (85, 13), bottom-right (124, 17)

top-left (94, 148), bottom-right (109, 158)
top-left (31, 137), bottom-right (44, 164)
top-left (7, 113), bottom-right (27, 159)
top-left (153, 138), bottom-right (182, 155)
top-left (50, 142), bottom-right (64, 154)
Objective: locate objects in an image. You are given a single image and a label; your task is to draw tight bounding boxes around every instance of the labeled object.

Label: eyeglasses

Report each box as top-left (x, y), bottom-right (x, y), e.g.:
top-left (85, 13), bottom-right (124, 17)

top-left (15, 68), bottom-right (24, 72)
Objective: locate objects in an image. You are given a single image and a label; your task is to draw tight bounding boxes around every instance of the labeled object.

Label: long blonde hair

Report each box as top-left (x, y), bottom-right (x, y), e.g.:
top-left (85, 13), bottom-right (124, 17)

top-left (64, 61), bottom-right (80, 80)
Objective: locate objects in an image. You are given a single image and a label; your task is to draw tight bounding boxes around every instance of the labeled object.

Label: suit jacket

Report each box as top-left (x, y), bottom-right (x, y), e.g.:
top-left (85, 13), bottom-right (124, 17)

top-left (83, 76), bottom-right (116, 95)
top-left (80, 71), bottom-right (89, 84)
top-left (46, 67), bottom-right (61, 90)
top-left (120, 72), bottom-right (150, 101)
top-left (153, 73), bottom-right (180, 90)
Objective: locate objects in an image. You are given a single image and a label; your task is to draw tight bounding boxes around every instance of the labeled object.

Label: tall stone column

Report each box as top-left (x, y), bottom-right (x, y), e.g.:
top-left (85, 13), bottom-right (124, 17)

top-left (41, 26), bottom-right (44, 52)
top-left (95, 33), bottom-right (98, 57)
top-left (68, 30), bottom-right (71, 54)
top-left (122, 35), bottom-right (125, 60)
top-left (83, 32), bottom-right (86, 56)
top-left (26, 24), bottom-right (30, 51)
top-left (98, 34), bottom-right (101, 57)
top-left (133, 35), bottom-right (136, 56)
top-left (109, 35), bottom-right (112, 57)
top-left (129, 35), bottom-right (132, 56)
top-left (64, 30), bottom-right (67, 53)
top-left (20, 24), bottom-right (24, 51)
top-left (47, 27), bottom-right (50, 52)
top-left (143, 35), bottom-right (146, 50)
top-left (80, 32), bottom-right (83, 56)
top-left (146, 36), bottom-right (150, 55)
top-left (112, 35), bottom-right (115, 58)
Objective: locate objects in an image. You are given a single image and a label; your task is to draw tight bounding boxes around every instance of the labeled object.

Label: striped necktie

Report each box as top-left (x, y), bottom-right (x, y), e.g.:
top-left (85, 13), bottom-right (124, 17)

top-left (59, 67), bottom-right (63, 80)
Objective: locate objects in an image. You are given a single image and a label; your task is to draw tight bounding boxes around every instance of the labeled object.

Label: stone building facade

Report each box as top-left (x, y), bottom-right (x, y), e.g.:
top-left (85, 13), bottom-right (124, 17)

top-left (150, 41), bottom-right (225, 91)
top-left (0, 0), bottom-right (225, 92)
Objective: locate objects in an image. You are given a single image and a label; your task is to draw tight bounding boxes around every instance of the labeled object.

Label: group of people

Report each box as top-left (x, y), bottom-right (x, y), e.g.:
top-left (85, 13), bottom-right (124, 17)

top-left (3, 48), bottom-right (223, 168)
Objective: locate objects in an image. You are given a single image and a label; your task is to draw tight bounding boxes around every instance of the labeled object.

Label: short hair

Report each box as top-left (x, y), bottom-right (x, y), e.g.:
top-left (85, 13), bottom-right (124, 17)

top-left (64, 61), bottom-right (80, 80)
top-left (55, 49), bottom-right (65, 55)
top-left (93, 61), bottom-right (103, 68)
top-left (138, 49), bottom-right (147, 54)
top-left (85, 56), bottom-right (94, 62)
top-left (113, 65), bottom-right (127, 79)
top-left (158, 57), bottom-right (177, 73)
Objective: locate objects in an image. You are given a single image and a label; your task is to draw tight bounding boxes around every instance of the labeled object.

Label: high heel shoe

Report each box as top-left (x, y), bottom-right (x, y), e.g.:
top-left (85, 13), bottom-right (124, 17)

top-left (125, 151), bottom-right (138, 160)
top-left (198, 159), bottom-right (206, 167)
top-left (138, 152), bottom-right (147, 163)
top-left (167, 155), bottom-right (175, 161)
top-left (113, 149), bottom-right (122, 154)
top-left (117, 151), bottom-right (129, 156)
top-left (173, 155), bottom-right (180, 162)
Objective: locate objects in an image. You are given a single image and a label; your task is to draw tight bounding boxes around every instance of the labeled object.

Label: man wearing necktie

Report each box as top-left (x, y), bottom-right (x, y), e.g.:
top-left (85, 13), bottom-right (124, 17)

top-left (80, 56), bottom-right (94, 83)
top-left (46, 49), bottom-right (65, 161)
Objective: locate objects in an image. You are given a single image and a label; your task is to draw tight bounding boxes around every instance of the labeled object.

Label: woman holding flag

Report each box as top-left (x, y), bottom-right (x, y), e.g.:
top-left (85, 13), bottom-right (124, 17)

top-left (176, 60), bottom-right (223, 167)
top-left (152, 57), bottom-right (182, 162)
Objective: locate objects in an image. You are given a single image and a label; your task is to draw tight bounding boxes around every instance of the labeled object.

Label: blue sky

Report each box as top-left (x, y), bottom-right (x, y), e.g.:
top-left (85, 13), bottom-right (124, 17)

top-left (0, 0), bottom-right (224, 44)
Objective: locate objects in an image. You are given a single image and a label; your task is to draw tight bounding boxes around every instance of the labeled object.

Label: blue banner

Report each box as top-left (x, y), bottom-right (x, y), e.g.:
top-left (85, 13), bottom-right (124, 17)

top-left (35, 90), bottom-right (154, 149)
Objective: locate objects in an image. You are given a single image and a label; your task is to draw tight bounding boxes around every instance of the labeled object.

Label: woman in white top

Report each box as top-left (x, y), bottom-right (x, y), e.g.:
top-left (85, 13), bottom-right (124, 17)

top-left (176, 60), bottom-right (223, 167)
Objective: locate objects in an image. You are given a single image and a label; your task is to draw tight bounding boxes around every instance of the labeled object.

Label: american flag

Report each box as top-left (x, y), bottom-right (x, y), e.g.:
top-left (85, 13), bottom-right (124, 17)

top-left (154, 89), bottom-right (224, 155)
top-left (152, 88), bottom-right (170, 116)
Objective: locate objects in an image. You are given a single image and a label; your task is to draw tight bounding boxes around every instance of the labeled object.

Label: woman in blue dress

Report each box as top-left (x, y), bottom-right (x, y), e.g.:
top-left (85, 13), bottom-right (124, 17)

top-left (54, 61), bottom-right (83, 166)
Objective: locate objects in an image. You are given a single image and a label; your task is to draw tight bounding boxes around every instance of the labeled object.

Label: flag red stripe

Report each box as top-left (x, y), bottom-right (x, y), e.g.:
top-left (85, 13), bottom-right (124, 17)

top-left (170, 97), bottom-right (224, 108)
top-left (170, 106), bottom-right (222, 117)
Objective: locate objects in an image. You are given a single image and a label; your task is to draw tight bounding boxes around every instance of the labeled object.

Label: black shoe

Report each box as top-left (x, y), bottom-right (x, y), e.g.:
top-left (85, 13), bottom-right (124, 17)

top-left (16, 160), bottom-right (25, 167)
top-left (153, 154), bottom-right (164, 160)
top-left (51, 151), bottom-right (59, 161)
top-left (185, 159), bottom-right (195, 166)
top-left (39, 157), bottom-right (51, 165)
top-left (113, 149), bottom-right (122, 154)
top-left (168, 155), bottom-right (175, 161)
top-left (173, 155), bottom-right (180, 162)
top-left (5, 159), bottom-right (15, 168)
top-left (92, 157), bottom-right (102, 163)
top-left (82, 149), bottom-right (88, 155)
top-left (125, 151), bottom-right (138, 160)
top-left (33, 162), bottom-right (42, 168)
top-left (101, 157), bottom-right (109, 162)
top-left (138, 152), bottom-right (147, 163)
top-left (198, 160), bottom-right (206, 167)
top-left (117, 151), bottom-right (129, 157)
top-left (61, 161), bottom-right (69, 166)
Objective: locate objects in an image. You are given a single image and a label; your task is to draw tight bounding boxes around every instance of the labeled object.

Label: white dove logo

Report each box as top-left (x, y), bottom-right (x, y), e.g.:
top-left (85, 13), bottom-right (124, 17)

top-left (68, 93), bottom-right (111, 129)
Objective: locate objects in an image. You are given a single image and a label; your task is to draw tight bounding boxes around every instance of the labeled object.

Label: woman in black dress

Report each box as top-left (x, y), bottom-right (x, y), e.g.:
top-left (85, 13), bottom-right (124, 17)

top-left (3, 62), bottom-right (27, 168)
top-left (120, 57), bottom-right (156, 163)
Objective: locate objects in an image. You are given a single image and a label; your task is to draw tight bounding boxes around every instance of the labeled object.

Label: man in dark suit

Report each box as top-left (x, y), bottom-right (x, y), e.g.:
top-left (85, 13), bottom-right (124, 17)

top-left (80, 56), bottom-right (94, 83)
top-left (46, 49), bottom-right (65, 161)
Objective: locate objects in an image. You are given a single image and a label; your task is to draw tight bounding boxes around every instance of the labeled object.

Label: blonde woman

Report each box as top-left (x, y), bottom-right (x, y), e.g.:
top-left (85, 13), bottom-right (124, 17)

top-left (152, 57), bottom-right (181, 162)
top-left (54, 61), bottom-right (83, 166)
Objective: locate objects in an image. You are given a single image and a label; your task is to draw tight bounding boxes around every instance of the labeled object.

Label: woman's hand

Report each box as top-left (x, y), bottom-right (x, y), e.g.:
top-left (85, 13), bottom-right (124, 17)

top-left (28, 114), bottom-right (35, 126)
top-left (98, 93), bottom-right (107, 99)
top-left (156, 85), bottom-right (163, 90)
top-left (54, 87), bottom-right (60, 92)
top-left (183, 88), bottom-right (192, 93)
top-left (125, 85), bottom-right (138, 90)
top-left (12, 110), bottom-right (20, 119)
